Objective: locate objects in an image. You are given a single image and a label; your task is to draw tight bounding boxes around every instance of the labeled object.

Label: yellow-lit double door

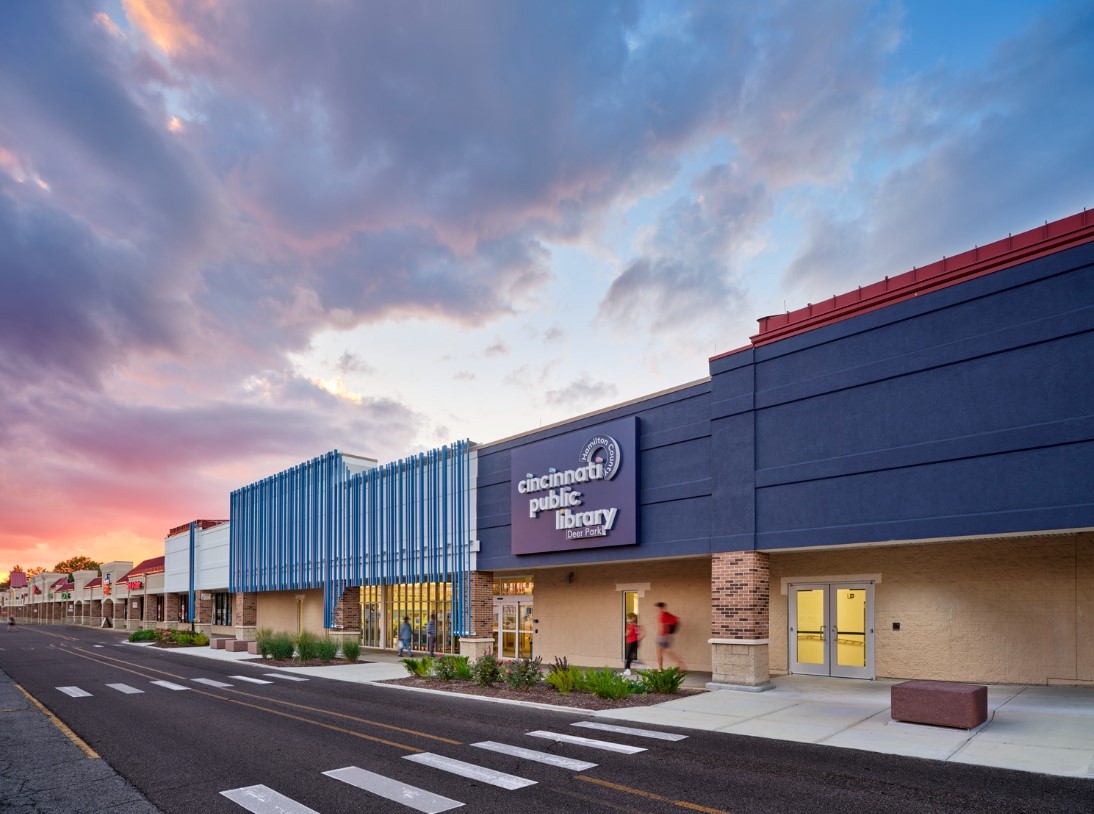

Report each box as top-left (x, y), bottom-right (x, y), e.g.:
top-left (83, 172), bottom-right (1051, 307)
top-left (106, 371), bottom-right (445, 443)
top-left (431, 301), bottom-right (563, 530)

top-left (495, 598), bottom-right (533, 659)
top-left (789, 583), bottom-right (874, 679)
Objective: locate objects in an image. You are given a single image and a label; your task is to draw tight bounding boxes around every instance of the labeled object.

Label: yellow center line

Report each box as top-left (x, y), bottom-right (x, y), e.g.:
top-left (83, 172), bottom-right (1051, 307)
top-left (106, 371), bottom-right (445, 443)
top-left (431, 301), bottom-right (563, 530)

top-left (576, 776), bottom-right (734, 814)
top-left (14, 683), bottom-right (100, 759)
top-left (59, 645), bottom-right (461, 747)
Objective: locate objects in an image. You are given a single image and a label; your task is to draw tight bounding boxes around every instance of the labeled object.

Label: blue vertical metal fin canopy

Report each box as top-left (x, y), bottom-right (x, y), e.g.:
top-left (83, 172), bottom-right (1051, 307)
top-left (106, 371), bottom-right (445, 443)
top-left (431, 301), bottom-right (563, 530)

top-left (231, 443), bottom-right (472, 631)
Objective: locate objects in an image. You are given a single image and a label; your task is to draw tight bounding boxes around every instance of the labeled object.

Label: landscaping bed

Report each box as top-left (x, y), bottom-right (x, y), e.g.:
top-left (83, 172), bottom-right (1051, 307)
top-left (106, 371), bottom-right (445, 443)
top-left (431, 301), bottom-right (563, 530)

top-left (243, 657), bottom-right (368, 668)
top-left (385, 674), bottom-right (703, 710)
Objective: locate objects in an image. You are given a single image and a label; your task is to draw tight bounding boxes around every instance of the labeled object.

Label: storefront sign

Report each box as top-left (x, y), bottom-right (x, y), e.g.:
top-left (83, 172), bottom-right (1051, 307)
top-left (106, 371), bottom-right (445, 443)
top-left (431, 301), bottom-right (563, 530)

top-left (127, 580), bottom-right (143, 590)
top-left (510, 416), bottom-right (637, 555)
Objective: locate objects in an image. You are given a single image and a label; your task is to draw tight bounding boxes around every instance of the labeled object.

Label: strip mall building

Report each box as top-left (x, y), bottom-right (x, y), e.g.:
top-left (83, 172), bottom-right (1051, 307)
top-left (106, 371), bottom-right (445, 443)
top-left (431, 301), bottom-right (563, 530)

top-left (6, 210), bottom-right (1092, 689)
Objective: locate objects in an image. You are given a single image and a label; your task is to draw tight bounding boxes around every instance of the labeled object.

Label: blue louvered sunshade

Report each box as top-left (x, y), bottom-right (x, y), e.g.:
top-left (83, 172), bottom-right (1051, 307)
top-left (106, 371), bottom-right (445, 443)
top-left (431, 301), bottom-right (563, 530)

top-left (230, 443), bottom-right (473, 631)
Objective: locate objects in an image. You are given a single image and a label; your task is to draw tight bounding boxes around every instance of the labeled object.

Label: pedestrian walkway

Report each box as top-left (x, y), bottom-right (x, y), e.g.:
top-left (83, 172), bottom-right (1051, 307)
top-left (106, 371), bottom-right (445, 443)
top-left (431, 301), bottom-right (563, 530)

top-left (0, 669), bottom-right (162, 813)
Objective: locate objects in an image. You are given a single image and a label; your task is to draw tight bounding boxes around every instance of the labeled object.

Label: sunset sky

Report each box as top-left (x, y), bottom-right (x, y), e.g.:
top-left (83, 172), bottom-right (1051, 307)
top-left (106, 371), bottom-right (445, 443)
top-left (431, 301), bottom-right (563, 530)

top-left (1, 1), bottom-right (1091, 579)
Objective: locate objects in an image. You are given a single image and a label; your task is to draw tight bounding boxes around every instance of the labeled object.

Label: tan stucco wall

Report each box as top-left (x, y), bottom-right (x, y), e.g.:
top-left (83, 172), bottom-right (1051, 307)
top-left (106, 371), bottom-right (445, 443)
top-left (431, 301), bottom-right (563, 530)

top-left (770, 533), bottom-right (1094, 685)
top-left (525, 557), bottom-right (711, 671)
top-left (256, 589), bottom-right (325, 635)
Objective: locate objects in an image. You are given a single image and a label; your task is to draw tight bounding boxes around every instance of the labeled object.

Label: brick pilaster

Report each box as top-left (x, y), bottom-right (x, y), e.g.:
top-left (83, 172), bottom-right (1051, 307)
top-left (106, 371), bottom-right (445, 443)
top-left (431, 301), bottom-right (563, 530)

top-left (164, 593), bottom-right (181, 624)
top-left (331, 587), bottom-right (360, 631)
top-left (711, 551), bottom-right (770, 639)
top-left (233, 592), bottom-right (258, 627)
top-left (193, 592), bottom-right (213, 624)
top-left (468, 571), bottom-right (494, 637)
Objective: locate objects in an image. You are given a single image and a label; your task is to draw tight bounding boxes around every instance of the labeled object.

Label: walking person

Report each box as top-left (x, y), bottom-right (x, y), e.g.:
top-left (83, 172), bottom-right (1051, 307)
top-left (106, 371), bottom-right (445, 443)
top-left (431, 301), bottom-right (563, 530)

top-left (622, 613), bottom-right (642, 675)
top-left (6, 616), bottom-right (14, 632)
top-left (426, 612), bottom-right (438, 657)
top-left (396, 616), bottom-right (414, 656)
top-left (655, 601), bottom-right (687, 671)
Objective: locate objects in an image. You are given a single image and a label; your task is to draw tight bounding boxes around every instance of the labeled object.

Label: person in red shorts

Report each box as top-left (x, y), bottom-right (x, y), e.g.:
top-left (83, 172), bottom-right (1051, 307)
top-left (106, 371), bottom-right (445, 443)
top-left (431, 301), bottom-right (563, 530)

top-left (655, 601), bottom-right (687, 671)
top-left (622, 613), bottom-right (643, 676)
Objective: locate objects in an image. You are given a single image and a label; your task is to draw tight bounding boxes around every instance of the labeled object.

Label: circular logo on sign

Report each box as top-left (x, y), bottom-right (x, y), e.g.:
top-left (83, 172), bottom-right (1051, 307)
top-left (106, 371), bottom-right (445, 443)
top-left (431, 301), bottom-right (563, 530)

top-left (579, 434), bottom-right (621, 480)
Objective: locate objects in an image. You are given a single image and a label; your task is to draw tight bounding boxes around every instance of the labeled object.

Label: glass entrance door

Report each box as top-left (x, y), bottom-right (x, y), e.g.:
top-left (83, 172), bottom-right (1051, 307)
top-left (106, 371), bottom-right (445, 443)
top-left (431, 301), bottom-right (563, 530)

top-left (495, 598), bottom-right (533, 659)
top-left (789, 583), bottom-right (873, 679)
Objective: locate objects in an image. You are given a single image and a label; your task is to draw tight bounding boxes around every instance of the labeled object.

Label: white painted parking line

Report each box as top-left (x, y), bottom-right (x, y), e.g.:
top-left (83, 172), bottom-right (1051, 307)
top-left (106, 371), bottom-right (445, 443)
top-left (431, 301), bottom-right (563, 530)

top-left (93, 645), bottom-right (104, 648)
top-left (572, 721), bottom-right (688, 741)
top-left (221, 784), bottom-right (319, 814)
top-left (324, 766), bottom-right (463, 813)
top-left (229, 675), bottom-right (273, 684)
top-left (525, 731), bottom-right (646, 754)
top-left (150, 680), bottom-right (190, 691)
top-left (192, 678), bottom-right (234, 688)
top-left (263, 673), bottom-right (309, 682)
top-left (57, 686), bottom-right (92, 698)
top-left (107, 683), bottom-right (144, 694)
top-left (472, 741), bottom-right (597, 770)
top-left (404, 753), bottom-right (536, 790)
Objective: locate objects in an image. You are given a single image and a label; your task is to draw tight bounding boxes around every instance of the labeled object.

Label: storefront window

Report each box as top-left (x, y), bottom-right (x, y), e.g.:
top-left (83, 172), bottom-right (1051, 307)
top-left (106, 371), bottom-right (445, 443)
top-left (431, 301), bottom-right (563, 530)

top-left (359, 583), bottom-right (455, 654)
top-left (213, 592), bottom-right (232, 626)
top-left (178, 594), bottom-right (189, 623)
top-left (492, 576), bottom-right (534, 596)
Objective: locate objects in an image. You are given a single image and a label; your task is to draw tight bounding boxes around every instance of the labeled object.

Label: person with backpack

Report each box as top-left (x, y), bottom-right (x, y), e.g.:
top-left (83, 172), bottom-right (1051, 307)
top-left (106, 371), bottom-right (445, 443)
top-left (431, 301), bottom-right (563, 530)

top-left (622, 613), bottom-right (643, 676)
top-left (655, 601), bottom-right (687, 671)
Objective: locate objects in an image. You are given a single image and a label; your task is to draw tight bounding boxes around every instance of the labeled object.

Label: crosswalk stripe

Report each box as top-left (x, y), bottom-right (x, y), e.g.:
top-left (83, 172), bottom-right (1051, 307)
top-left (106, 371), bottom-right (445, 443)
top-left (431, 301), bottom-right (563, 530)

top-left (229, 675), bottom-right (274, 684)
top-left (472, 741), bottom-right (597, 770)
top-left (150, 680), bottom-right (190, 691)
top-left (324, 766), bottom-right (463, 813)
top-left (57, 686), bottom-right (92, 698)
top-left (263, 673), bottom-right (309, 682)
top-left (93, 645), bottom-right (104, 648)
top-left (221, 784), bottom-right (319, 814)
top-left (192, 678), bottom-right (234, 688)
top-left (572, 721), bottom-right (688, 741)
top-left (107, 683), bottom-right (144, 694)
top-left (525, 731), bottom-right (646, 754)
top-left (404, 753), bottom-right (536, 790)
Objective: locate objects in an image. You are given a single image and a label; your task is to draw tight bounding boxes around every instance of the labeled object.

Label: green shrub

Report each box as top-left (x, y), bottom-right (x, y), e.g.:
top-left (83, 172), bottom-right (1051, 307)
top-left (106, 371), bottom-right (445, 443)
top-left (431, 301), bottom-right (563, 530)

top-left (453, 655), bottom-right (473, 681)
top-left (269, 632), bottom-right (295, 660)
top-left (255, 627), bottom-right (275, 658)
top-left (503, 657), bottom-right (542, 690)
top-left (315, 636), bottom-right (339, 663)
top-left (544, 666), bottom-right (578, 695)
top-left (584, 668), bottom-right (634, 700)
top-left (433, 655), bottom-right (467, 681)
top-left (294, 630), bottom-right (319, 661)
top-left (340, 638), bottom-right (361, 663)
top-left (637, 666), bottom-right (687, 694)
top-left (470, 653), bottom-right (501, 686)
top-left (190, 632), bottom-right (210, 647)
top-left (128, 629), bottom-right (157, 642)
top-left (401, 656), bottom-right (434, 677)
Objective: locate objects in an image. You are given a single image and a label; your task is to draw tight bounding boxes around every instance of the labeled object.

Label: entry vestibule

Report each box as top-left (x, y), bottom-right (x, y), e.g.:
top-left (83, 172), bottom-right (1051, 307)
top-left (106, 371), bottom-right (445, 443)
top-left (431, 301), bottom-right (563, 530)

top-left (789, 582), bottom-right (874, 679)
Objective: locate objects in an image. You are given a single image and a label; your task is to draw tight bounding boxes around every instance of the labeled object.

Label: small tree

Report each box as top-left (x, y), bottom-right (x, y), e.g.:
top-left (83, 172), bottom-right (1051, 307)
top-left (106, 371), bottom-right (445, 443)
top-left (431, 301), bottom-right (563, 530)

top-left (25, 566), bottom-right (45, 577)
top-left (52, 555), bottom-right (101, 577)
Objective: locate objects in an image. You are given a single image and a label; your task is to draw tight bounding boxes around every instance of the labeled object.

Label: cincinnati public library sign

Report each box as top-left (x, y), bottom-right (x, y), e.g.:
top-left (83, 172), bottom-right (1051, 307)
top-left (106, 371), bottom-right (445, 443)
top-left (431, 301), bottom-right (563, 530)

top-left (510, 416), bottom-right (638, 555)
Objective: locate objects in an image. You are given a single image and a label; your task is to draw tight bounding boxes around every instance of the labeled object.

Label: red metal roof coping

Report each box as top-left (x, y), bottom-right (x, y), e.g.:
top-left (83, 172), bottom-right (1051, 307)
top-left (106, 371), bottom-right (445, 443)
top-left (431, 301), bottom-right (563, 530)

top-left (85, 577), bottom-right (103, 588)
top-left (123, 556), bottom-right (165, 580)
top-left (711, 208), bottom-right (1094, 361)
top-left (50, 577), bottom-right (68, 589)
top-left (10, 572), bottom-right (27, 588)
top-left (167, 519), bottom-right (228, 537)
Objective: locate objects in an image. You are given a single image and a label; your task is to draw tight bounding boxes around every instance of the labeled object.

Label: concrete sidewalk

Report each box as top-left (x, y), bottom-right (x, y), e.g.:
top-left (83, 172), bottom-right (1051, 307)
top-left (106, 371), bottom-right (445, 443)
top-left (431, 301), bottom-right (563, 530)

top-left (153, 642), bottom-right (1094, 779)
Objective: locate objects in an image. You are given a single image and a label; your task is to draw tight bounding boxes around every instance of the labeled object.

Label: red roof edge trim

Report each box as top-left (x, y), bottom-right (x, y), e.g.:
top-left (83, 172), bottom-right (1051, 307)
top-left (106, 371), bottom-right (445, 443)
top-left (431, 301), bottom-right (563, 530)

top-left (167, 519), bottom-right (228, 537)
top-left (711, 208), bottom-right (1094, 362)
top-left (123, 556), bottom-right (165, 580)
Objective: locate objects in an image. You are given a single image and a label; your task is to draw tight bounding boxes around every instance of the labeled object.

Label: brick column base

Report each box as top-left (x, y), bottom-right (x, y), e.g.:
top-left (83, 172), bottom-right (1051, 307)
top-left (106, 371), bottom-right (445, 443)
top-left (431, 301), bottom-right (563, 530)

top-left (329, 587), bottom-right (360, 632)
top-left (709, 551), bottom-right (773, 690)
top-left (233, 592), bottom-right (258, 640)
top-left (468, 571), bottom-right (494, 638)
top-left (163, 593), bottom-right (181, 629)
top-left (193, 592), bottom-right (213, 636)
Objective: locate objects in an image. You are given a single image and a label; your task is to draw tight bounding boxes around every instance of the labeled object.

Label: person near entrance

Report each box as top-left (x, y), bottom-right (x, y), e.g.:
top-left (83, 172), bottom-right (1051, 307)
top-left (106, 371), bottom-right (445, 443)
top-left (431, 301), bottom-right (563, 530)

top-left (426, 612), bottom-right (437, 657)
top-left (655, 602), bottom-right (687, 671)
top-left (6, 616), bottom-right (14, 632)
top-left (622, 613), bottom-right (642, 675)
top-left (396, 616), bottom-right (414, 656)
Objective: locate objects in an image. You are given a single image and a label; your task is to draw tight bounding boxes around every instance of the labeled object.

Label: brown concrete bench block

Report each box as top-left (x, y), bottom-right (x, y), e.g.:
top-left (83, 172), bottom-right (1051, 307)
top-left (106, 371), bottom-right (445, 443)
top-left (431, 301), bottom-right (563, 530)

top-left (247, 641), bottom-right (259, 655)
top-left (210, 638), bottom-right (226, 650)
top-left (224, 639), bottom-right (250, 652)
top-left (891, 680), bottom-right (988, 729)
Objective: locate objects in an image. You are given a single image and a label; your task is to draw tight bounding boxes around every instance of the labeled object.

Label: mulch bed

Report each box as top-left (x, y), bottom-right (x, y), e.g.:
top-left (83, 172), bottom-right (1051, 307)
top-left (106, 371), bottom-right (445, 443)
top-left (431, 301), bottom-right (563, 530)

top-left (384, 675), bottom-right (705, 710)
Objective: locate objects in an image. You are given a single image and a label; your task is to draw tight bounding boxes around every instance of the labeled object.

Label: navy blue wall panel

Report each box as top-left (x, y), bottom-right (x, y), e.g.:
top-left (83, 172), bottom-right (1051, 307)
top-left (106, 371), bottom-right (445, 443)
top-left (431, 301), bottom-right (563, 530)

top-left (476, 382), bottom-right (712, 571)
top-left (739, 241), bottom-right (1094, 551)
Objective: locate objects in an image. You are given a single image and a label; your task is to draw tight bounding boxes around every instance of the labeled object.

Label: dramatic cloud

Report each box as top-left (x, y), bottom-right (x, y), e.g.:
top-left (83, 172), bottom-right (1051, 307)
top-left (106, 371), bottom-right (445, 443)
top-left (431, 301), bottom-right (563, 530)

top-left (600, 163), bottom-right (772, 331)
